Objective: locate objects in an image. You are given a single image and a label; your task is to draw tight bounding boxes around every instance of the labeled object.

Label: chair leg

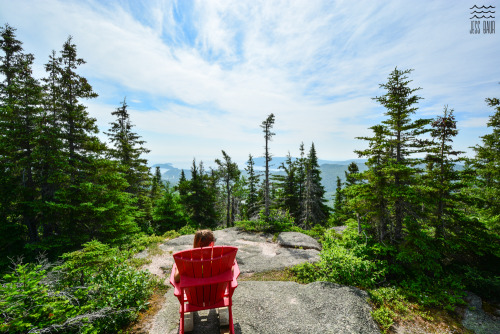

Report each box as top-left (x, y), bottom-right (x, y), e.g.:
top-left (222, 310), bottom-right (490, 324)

top-left (179, 302), bottom-right (184, 334)
top-left (228, 305), bottom-right (234, 334)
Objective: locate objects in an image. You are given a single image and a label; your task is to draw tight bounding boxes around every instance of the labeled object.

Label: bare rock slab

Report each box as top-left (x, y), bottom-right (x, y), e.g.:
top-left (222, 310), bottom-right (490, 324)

top-left (157, 228), bottom-right (320, 275)
top-left (277, 232), bottom-right (322, 251)
top-left (463, 292), bottom-right (500, 334)
top-left (151, 281), bottom-right (380, 334)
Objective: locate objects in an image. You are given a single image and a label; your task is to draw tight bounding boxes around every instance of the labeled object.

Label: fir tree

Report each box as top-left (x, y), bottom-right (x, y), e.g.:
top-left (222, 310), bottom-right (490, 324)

top-left (39, 50), bottom-right (65, 239)
top-left (151, 166), bottom-right (163, 202)
top-left (183, 159), bottom-right (218, 227)
top-left (372, 67), bottom-right (431, 242)
top-left (105, 98), bottom-right (152, 231)
top-left (355, 125), bottom-right (391, 241)
top-left (215, 150), bottom-right (240, 227)
top-left (300, 143), bottom-right (329, 227)
top-left (244, 154), bottom-right (261, 219)
top-left (471, 94), bottom-right (500, 235)
top-left (424, 106), bottom-right (464, 240)
top-left (345, 162), bottom-right (360, 187)
top-left (260, 113), bottom-right (275, 220)
top-left (276, 153), bottom-right (300, 220)
top-left (333, 176), bottom-right (343, 218)
top-left (0, 25), bottom-right (43, 246)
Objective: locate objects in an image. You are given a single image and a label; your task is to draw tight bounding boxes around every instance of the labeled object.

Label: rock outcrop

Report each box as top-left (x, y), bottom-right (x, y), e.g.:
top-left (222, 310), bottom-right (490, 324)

top-left (145, 228), bottom-right (380, 333)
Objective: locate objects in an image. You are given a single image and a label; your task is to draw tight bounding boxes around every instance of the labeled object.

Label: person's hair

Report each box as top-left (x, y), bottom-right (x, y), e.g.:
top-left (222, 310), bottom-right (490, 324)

top-left (193, 229), bottom-right (215, 248)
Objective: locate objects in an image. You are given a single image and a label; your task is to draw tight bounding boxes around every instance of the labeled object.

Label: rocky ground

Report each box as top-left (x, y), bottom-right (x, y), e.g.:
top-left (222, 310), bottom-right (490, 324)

top-left (134, 227), bottom-right (499, 334)
top-left (136, 227), bottom-right (380, 334)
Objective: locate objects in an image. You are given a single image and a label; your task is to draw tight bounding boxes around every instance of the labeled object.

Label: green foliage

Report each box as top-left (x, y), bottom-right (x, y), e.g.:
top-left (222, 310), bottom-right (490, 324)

top-left (0, 238), bottom-right (156, 333)
top-left (291, 229), bottom-right (386, 288)
top-left (153, 185), bottom-right (191, 233)
top-left (178, 224), bottom-right (197, 235)
top-left (371, 306), bottom-right (395, 333)
top-left (0, 262), bottom-right (77, 332)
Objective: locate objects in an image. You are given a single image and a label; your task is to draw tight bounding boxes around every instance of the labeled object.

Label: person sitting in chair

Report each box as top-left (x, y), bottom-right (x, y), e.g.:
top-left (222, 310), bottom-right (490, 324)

top-left (173, 229), bottom-right (215, 283)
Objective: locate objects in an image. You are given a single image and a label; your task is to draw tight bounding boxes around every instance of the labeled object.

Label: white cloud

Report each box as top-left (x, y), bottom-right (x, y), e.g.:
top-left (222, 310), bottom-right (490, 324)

top-left (1, 0), bottom-right (498, 166)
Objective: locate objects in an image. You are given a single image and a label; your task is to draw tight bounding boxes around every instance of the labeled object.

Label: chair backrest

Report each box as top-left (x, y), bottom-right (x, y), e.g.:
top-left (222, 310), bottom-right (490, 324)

top-left (173, 246), bottom-right (237, 307)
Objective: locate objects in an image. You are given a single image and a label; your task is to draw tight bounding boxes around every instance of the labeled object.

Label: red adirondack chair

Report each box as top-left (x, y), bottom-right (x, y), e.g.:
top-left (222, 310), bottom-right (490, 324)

top-left (169, 245), bottom-right (240, 334)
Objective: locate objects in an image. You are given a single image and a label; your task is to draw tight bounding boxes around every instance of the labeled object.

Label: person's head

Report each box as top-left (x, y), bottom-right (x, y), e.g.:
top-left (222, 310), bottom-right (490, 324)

top-left (193, 229), bottom-right (215, 248)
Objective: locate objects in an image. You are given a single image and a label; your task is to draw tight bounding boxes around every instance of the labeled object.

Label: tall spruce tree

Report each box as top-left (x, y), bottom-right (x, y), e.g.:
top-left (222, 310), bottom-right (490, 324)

top-left (471, 95), bottom-right (500, 235)
top-left (105, 98), bottom-right (152, 231)
top-left (276, 153), bottom-right (300, 220)
top-left (300, 143), bottom-right (329, 227)
top-left (183, 159), bottom-right (218, 227)
top-left (215, 150), bottom-right (240, 227)
top-left (260, 113), bottom-right (275, 220)
top-left (333, 176), bottom-right (343, 218)
top-left (39, 50), bottom-right (66, 240)
top-left (244, 154), bottom-right (261, 219)
top-left (424, 106), bottom-right (464, 240)
top-left (0, 25), bottom-right (43, 247)
top-left (372, 67), bottom-right (431, 242)
top-left (355, 125), bottom-right (392, 241)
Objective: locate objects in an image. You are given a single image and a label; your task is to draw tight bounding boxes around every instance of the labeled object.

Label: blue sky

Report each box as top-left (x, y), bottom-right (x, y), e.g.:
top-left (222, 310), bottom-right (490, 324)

top-left (1, 0), bottom-right (499, 168)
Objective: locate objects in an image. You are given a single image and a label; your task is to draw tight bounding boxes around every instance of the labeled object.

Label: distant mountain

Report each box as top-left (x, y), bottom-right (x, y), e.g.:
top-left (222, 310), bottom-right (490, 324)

top-left (152, 158), bottom-right (369, 192)
top-left (250, 157), bottom-right (368, 171)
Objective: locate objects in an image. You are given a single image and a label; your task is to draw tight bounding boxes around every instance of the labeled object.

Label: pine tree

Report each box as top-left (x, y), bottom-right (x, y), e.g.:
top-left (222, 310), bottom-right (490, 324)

top-left (244, 154), bottom-right (261, 219)
top-left (333, 176), bottom-right (343, 218)
top-left (38, 50), bottom-right (66, 239)
top-left (215, 150), bottom-right (240, 227)
top-left (183, 159), bottom-right (218, 227)
top-left (345, 162), bottom-right (360, 187)
top-left (300, 143), bottom-right (329, 227)
top-left (274, 152), bottom-right (300, 220)
top-left (0, 25), bottom-right (43, 247)
top-left (151, 166), bottom-right (163, 202)
top-left (424, 106), bottom-right (464, 240)
top-left (372, 67), bottom-right (431, 242)
top-left (355, 125), bottom-right (392, 241)
top-left (471, 95), bottom-right (500, 235)
top-left (105, 98), bottom-right (152, 231)
top-left (153, 183), bottom-right (190, 233)
top-left (260, 113), bottom-right (275, 220)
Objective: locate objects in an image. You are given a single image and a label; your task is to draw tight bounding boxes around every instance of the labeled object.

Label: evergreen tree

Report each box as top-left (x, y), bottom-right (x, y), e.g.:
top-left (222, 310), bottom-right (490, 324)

top-left (260, 113), bottom-right (275, 220)
top-left (183, 160), bottom-right (218, 227)
top-left (215, 150), bottom-right (240, 227)
top-left (177, 169), bottom-right (189, 198)
top-left (424, 106), bottom-right (464, 240)
top-left (275, 153), bottom-right (300, 220)
top-left (153, 183), bottom-right (191, 233)
top-left (333, 176), bottom-right (343, 218)
top-left (0, 25), bottom-right (43, 248)
top-left (244, 154), bottom-right (261, 219)
top-left (151, 166), bottom-right (163, 202)
top-left (471, 95), bottom-right (500, 235)
top-left (372, 67), bottom-right (431, 242)
top-left (38, 50), bottom-right (65, 240)
top-left (345, 162), bottom-right (360, 187)
top-left (105, 98), bottom-right (152, 231)
top-left (355, 125), bottom-right (392, 241)
top-left (300, 143), bottom-right (329, 227)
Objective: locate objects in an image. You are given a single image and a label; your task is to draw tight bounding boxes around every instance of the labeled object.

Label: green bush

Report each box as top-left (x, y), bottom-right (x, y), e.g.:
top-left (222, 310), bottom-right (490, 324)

top-left (0, 262), bottom-right (77, 333)
top-left (0, 239), bottom-right (156, 333)
top-left (291, 227), bottom-right (386, 288)
top-left (178, 224), bottom-right (197, 235)
top-left (371, 306), bottom-right (395, 333)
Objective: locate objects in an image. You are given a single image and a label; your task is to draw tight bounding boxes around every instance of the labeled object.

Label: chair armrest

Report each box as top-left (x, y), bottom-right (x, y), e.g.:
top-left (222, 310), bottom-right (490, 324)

top-left (231, 260), bottom-right (240, 289)
top-left (169, 263), bottom-right (182, 296)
